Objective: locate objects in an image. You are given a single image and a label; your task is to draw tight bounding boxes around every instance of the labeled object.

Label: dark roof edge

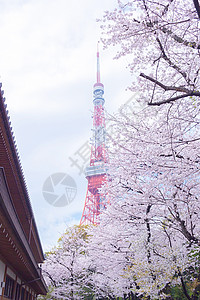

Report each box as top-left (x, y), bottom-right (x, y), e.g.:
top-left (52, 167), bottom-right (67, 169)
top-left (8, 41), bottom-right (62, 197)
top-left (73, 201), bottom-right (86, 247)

top-left (0, 83), bottom-right (45, 261)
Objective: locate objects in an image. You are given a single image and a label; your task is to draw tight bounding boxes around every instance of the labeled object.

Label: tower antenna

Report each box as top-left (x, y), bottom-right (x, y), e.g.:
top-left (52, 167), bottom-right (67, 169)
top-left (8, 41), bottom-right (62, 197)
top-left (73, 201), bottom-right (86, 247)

top-left (97, 42), bottom-right (101, 84)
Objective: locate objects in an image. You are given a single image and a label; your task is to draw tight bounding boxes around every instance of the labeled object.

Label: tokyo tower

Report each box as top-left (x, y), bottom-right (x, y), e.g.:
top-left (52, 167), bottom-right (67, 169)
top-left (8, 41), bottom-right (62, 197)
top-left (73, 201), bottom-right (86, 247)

top-left (80, 46), bottom-right (108, 225)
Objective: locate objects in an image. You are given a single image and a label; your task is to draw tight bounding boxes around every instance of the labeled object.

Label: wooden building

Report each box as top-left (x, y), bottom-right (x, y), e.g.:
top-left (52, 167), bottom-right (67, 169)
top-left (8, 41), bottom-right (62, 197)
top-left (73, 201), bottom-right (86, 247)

top-left (0, 83), bottom-right (47, 299)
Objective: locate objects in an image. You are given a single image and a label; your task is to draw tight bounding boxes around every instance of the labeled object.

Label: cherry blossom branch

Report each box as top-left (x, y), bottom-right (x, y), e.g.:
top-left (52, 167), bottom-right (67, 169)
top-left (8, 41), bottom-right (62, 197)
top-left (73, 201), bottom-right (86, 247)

top-left (140, 73), bottom-right (191, 93)
top-left (148, 93), bottom-right (196, 105)
top-left (145, 204), bottom-right (152, 264)
top-left (140, 73), bottom-right (200, 105)
top-left (168, 207), bottom-right (199, 244)
top-left (143, 16), bottom-right (199, 49)
top-left (163, 227), bottom-right (173, 248)
top-left (43, 270), bottom-right (57, 287)
top-left (131, 17), bottom-right (199, 49)
top-left (159, 24), bottom-right (199, 49)
top-left (115, 10), bottom-right (199, 57)
top-left (156, 37), bottom-right (188, 81)
top-left (161, 0), bottom-right (174, 16)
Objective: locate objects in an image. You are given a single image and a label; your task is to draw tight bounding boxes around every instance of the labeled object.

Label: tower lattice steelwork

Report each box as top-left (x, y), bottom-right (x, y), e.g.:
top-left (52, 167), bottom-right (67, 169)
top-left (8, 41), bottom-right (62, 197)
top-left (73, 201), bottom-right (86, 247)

top-left (80, 47), bottom-right (108, 225)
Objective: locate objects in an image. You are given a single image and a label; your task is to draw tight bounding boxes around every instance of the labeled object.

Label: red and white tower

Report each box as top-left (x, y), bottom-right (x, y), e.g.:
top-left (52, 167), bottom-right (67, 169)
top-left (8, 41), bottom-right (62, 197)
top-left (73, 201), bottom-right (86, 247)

top-left (80, 46), bottom-right (108, 225)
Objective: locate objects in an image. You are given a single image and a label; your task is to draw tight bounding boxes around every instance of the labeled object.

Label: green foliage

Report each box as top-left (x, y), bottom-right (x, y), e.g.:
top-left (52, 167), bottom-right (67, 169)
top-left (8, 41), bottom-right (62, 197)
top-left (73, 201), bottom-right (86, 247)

top-left (57, 224), bottom-right (91, 247)
top-left (170, 285), bottom-right (189, 300)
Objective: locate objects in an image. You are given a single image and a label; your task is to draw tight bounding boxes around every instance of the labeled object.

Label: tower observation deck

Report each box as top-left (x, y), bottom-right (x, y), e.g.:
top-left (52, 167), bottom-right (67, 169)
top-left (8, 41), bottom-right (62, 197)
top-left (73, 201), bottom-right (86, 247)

top-left (80, 46), bottom-right (108, 225)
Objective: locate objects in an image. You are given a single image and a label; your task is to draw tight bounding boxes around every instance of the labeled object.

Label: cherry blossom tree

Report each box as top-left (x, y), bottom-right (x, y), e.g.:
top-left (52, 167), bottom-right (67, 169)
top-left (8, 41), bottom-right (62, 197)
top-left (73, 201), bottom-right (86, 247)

top-left (91, 96), bottom-right (200, 299)
top-left (41, 225), bottom-right (94, 300)
top-left (88, 2), bottom-right (200, 298)
top-left (99, 0), bottom-right (200, 106)
top-left (87, 215), bottom-right (136, 299)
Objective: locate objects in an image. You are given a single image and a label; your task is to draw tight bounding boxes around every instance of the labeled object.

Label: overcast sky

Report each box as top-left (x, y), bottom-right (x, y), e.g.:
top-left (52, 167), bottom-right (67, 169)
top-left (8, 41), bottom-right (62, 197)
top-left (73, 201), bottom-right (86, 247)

top-left (0, 0), bottom-right (133, 251)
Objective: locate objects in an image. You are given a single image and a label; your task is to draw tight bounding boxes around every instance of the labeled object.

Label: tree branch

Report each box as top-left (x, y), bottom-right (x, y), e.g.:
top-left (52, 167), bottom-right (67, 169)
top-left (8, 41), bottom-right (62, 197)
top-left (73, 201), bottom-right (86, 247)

top-left (178, 268), bottom-right (192, 300)
top-left (160, 24), bottom-right (199, 49)
top-left (144, 18), bottom-right (200, 49)
top-left (156, 37), bottom-right (188, 81)
top-left (168, 207), bottom-right (199, 244)
top-left (148, 93), bottom-right (198, 106)
top-left (140, 72), bottom-right (200, 105)
top-left (140, 73), bottom-right (191, 93)
top-left (128, 16), bottom-right (200, 49)
top-left (161, 0), bottom-right (174, 17)
top-left (193, 0), bottom-right (200, 19)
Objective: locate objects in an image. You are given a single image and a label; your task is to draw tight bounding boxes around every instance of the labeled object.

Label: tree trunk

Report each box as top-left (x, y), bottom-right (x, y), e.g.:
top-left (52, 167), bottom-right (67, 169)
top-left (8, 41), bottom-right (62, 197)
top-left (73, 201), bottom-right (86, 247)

top-left (193, 0), bottom-right (200, 18)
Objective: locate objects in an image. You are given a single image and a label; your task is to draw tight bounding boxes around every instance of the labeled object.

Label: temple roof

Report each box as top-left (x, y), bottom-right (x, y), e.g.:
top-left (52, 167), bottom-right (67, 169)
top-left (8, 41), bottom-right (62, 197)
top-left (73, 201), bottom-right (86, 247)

top-left (0, 83), bottom-right (47, 294)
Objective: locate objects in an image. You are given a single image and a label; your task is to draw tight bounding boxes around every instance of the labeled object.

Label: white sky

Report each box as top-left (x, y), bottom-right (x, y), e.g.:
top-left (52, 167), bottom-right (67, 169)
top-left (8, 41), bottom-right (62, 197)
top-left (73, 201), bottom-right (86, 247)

top-left (0, 0), bottom-right (133, 251)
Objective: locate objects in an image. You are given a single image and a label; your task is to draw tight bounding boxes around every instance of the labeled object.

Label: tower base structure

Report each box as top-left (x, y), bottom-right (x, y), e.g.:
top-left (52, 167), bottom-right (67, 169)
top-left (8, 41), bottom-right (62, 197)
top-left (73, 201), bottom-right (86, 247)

top-left (80, 165), bottom-right (107, 224)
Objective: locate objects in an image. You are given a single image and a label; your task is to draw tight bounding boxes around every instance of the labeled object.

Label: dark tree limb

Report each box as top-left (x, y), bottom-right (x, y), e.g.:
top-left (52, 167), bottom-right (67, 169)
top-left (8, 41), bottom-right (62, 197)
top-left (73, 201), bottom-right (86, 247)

top-left (168, 206), bottom-right (199, 244)
top-left (193, 0), bottom-right (200, 19)
top-left (148, 93), bottom-right (194, 106)
top-left (161, 0), bottom-right (174, 17)
top-left (145, 204), bottom-right (152, 264)
top-left (160, 24), bottom-right (199, 49)
top-left (178, 269), bottom-right (191, 300)
top-left (140, 73), bottom-right (200, 105)
top-left (156, 37), bottom-right (188, 81)
top-left (140, 73), bottom-right (191, 93)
